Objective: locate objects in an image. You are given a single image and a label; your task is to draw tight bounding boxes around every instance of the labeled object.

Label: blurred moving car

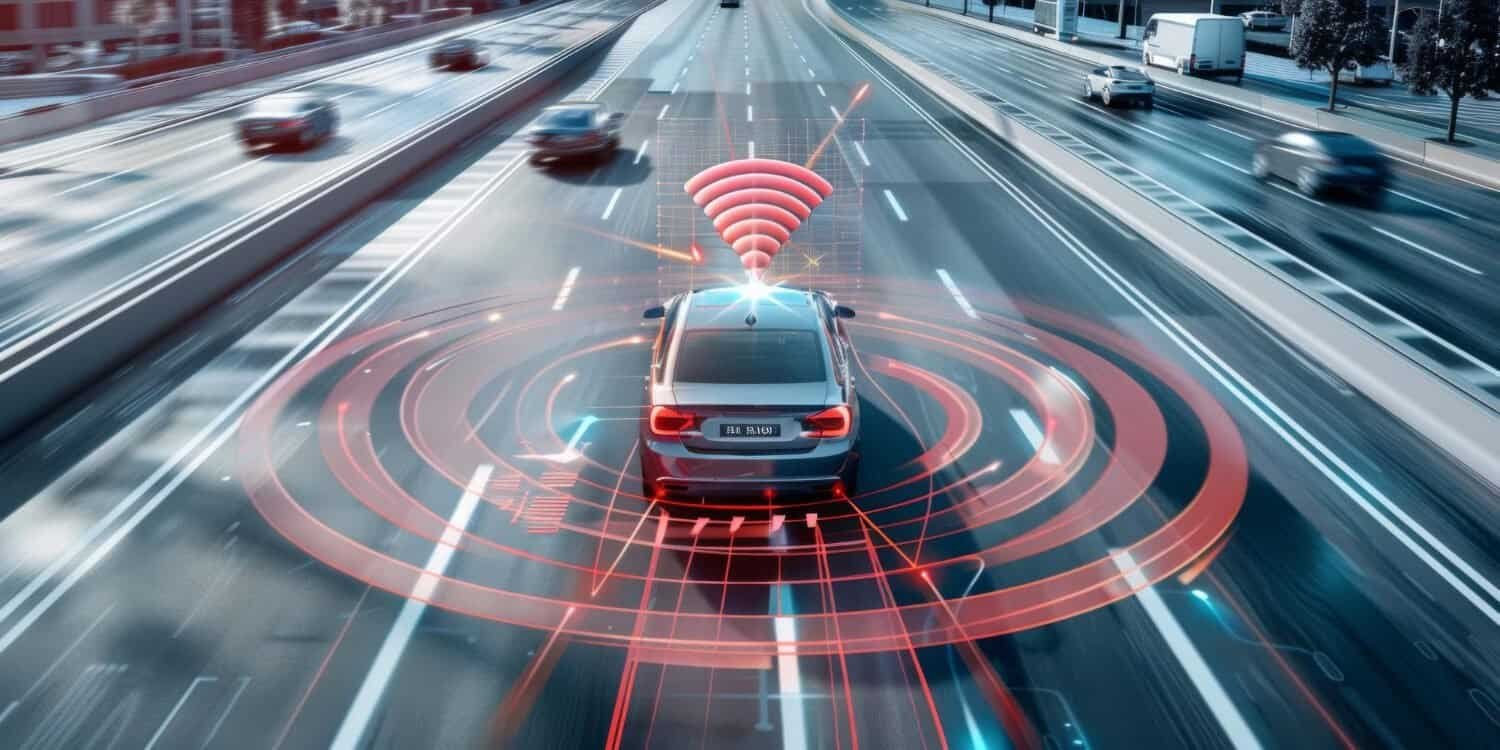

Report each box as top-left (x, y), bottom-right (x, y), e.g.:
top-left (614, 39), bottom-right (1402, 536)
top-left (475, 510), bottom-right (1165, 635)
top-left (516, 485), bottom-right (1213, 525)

top-left (640, 285), bottom-right (860, 499)
top-left (1339, 59), bottom-right (1395, 86)
top-left (721, 0), bottom-right (741, 6)
top-left (1238, 10), bottom-right (1289, 31)
top-left (430, 37), bottom-right (489, 70)
top-left (1084, 65), bottom-right (1156, 108)
top-left (525, 102), bottom-right (624, 164)
top-left (1252, 130), bottom-right (1388, 198)
top-left (236, 93), bottom-right (339, 152)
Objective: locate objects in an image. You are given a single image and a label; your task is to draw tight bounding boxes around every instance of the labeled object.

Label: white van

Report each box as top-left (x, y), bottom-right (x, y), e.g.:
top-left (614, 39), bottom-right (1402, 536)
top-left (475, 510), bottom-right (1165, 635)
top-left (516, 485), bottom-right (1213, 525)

top-left (1141, 13), bottom-right (1246, 82)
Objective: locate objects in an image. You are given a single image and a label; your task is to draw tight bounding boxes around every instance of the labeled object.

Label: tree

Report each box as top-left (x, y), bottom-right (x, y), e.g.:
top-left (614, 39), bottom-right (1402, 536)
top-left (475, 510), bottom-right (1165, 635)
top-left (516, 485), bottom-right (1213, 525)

top-left (1286, 0), bottom-right (1383, 111)
top-left (982, 0), bottom-right (999, 22)
top-left (1399, 0), bottom-right (1500, 142)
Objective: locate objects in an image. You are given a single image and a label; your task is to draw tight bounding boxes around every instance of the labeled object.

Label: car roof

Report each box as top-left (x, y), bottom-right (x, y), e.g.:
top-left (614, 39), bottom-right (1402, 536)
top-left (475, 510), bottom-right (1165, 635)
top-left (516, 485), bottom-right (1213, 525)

top-left (680, 286), bottom-right (824, 331)
top-left (545, 101), bottom-right (601, 111)
top-left (1153, 13), bottom-right (1236, 22)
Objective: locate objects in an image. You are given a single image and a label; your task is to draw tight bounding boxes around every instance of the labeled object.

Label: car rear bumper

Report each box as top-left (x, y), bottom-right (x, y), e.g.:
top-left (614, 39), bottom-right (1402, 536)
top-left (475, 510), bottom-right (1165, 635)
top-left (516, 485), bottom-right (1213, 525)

top-left (641, 438), bottom-right (857, 498)
top-left (240, 128), bottom-right (307, 146)
top-left (530, 141), bottom-right (613, 158)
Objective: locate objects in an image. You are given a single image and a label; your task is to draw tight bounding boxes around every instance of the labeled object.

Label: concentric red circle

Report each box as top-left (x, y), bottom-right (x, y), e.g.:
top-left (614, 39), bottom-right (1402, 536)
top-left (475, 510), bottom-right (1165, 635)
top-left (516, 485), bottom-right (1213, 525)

top-left (238, 275), bottom-right (1247, 658)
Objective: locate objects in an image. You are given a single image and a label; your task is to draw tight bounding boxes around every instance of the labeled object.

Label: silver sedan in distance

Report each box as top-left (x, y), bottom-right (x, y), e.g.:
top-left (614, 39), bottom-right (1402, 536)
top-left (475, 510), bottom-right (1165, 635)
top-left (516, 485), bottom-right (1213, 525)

top-left (235, 93), bottom-right (338, 152)
top-left (639, 286), bottom-right (860, 500)
top-left (525, 102), bottom-right (624, 165)
top-left (1084, 65), bottom-right (1155, 108)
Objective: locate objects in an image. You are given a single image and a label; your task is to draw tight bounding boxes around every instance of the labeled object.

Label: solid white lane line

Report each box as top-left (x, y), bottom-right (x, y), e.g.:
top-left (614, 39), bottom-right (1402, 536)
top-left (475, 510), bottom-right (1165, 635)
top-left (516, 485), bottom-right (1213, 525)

top-left (853, 141), bottom-right (871, 166)
top-left (657, 104), bottom-right (670, 120)
top-left (1206, 122), bottom-right (1254, 141)
top-left (0, 701), bottom-right (15, 728)
top-left (601, 188), bottom-right (622, 220)
top-left (670, 81), bottom-right (680, 94)
top-left (1112, 551), bottom-right (1265, 750)
top-left (1389, 189), bottom-right (1470, 221)
top-left (774, 605), bottom-right (809, 750)
top-left (817, 84), bottom-right (827, 97)
top-left (830, 105), bottom-right (841, 119)
top-left (145, 676), bottom-right (218, 750)
top-left (882, 189), bottom-right (907, 221)
top-left (995, 65), bottom-right (1014, 74)
top-left (747, 105), bottom-right (754, 121)
top-left (201, 677), bottom-right (252, 748)
top-left (935, 269), bottom-right (978, 319)
top-left (1025, 77), bottom-right (1050, 89)
top-left (553, 266), bottom-right (582, 310)
top-left (331, 464), bottom-right (494, 750)
top-left (1009, 409), bottom-right (1060, 463)
top-left (1198, 151), bottom-right (1251, 176)
top-left (1372, 226), bottom-right (1483, 275)
top-left (634, 139), bottom-right (649, 165)
top-left (748, 140), bottom-right (756, 157)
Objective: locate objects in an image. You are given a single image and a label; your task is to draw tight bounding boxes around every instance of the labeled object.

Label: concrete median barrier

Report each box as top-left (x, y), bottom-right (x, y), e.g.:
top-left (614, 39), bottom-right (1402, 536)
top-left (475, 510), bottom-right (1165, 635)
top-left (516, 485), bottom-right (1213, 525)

top-left (0, 0), bottom-right (660, 442)
top-left (811, 0), bottom-right (1500, 487)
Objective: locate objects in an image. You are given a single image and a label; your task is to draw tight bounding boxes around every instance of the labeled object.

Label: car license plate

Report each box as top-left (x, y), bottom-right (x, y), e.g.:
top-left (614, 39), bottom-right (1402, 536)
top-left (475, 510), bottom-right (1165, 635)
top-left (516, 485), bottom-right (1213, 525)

top-left (720, 423), bottom-right (779, 438)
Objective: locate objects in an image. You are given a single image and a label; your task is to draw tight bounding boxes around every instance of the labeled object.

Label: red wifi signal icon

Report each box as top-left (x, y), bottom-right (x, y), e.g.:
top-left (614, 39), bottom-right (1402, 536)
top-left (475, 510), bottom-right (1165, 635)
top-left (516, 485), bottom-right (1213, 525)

top-left (684, 158), bottom-right (834, 274)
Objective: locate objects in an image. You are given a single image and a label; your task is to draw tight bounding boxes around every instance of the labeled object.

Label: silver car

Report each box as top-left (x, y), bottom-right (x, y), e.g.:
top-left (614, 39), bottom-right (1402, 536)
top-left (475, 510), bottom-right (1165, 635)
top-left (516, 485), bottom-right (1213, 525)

top-left (235, 93), bottom-right (338, 152)
top-left (525, 102), bottom-right (624, 165)
top-left (1084, 65), bottom-right (1155, 108)
top-left (1239, 11), bottom-right (1288, 31)
top-left (639, 286), bottom-right (860, 500)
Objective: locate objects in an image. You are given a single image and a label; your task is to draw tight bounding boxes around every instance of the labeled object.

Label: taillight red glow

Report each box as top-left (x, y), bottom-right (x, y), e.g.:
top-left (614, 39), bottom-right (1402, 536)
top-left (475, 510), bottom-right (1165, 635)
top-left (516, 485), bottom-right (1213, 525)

top-left (801, 405), bottom-right (851, 439)
top-left (649, 406), bottom-right (697, 436)
top-left (279, 118), bottom-right (303, 129)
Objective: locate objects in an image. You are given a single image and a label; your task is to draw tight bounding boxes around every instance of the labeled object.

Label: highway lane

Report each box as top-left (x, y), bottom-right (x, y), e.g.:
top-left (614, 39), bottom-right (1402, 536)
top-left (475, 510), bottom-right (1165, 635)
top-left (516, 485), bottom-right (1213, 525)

top-left (1, 0), bottom-right (1500, 747)
top-left (905, 0), bottom-right (1500, 152)
top-left (836, 0), bottom-right (1500, 398)
top-left (0, 0), bottom-right (640, 406)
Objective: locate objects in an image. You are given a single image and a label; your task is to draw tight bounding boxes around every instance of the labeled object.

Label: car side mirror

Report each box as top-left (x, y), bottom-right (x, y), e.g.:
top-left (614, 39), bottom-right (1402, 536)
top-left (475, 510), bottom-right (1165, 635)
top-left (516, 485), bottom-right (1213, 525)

top-left (834, 305), bottom-right (856, 319)
top-left (643, 305), bottom-right (665, 319)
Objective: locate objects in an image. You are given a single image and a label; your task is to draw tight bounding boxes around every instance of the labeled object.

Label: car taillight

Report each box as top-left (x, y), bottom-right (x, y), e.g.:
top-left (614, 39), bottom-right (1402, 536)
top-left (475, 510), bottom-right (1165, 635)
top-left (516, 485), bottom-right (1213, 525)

top-left (649, 406), bottom-right (697, 436)
top-left (280, 118), bottom-right (303, 129)
top-left (801, 405), bottom-right (851, 439)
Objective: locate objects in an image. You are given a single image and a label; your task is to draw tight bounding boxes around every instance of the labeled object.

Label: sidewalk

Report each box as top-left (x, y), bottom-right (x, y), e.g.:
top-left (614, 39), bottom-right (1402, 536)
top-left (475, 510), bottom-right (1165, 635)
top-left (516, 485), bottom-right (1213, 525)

top-left (899, 0), bottom-right (1500, 157)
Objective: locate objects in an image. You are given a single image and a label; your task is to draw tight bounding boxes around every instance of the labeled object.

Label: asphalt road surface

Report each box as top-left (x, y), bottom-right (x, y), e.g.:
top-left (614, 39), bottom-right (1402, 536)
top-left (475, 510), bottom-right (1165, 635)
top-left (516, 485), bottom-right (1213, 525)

top-left (0, 0), bottom-right (641, 391)
top-left (840, 0), bottom-right (1500, 399)
top-left (1, 0), bottom-right (1498, 748)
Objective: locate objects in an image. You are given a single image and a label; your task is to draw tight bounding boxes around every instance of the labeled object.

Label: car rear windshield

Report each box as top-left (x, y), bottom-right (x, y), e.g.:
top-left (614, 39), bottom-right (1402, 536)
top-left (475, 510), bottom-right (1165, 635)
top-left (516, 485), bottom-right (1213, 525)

top-left (1112, 69), bottom-right (1150, 81)
top-left (249, 97), bottom-right (306, 115)
top-left (1312, 133), bottom-right (1379, 156)
top-left (538, 108), bottom-right (595, 129)
top-left (673, 330), bottom-right (826, 384)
